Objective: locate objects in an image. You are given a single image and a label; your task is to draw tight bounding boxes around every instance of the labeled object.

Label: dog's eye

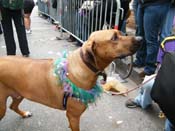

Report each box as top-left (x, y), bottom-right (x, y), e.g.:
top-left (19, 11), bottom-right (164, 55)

top-left (111, 34), bottom-right (118, 41)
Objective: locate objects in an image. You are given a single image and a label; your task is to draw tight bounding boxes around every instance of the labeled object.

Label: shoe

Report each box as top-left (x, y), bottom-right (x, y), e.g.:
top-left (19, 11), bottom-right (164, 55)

top-left (75, 41), bottom-right (82, 46)
top-left (26, 29), bottom-right (32, 34)
top-left (67, 38), bottom-right (75, 42)
top-left (67, 36), bottom-right (76, 42)
top-left (133, 62), bottom-right (145, 68)
top-left (125, 99), bottom-right (138, 108)
top-left (23, 54), bottom-right (30, 57)
top-left (139, 71), bottom-right (152, 78)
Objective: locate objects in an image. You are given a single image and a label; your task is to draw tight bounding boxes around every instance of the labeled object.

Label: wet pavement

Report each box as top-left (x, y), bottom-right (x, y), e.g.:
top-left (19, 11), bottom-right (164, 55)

top-left (0, 6), bottom-right (165, 131)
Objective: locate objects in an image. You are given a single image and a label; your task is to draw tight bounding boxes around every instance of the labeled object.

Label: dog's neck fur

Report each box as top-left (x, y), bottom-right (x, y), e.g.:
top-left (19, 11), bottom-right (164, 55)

top-left (67, 48), bottom-right (113, 90)
top-left (82, 42), bottom-right (114, 71)
top-left (94, 55), bottom-right (113, 70)
top-left (67, 49), bottom-right (97, 90)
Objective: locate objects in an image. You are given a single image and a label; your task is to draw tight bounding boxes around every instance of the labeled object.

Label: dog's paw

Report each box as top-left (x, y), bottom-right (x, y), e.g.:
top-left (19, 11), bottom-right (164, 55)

top-left (22, 111), bottom-right (32, 118)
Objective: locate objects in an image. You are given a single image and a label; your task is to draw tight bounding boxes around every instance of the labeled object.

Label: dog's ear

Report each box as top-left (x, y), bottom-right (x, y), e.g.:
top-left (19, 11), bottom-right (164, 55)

top-left (87, 31), bottom-right (97, 51)
top-left (85, 41), bottom-right (96, 63)
top-left (85, 40), bottom-right (97, 65)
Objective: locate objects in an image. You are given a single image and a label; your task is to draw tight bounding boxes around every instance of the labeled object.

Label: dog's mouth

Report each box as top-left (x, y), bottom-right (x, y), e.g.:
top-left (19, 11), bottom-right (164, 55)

top-left (130, 45), bottom-right (140, 54)
top-left (116, 37), bottom-right (142, 59)
top-left (115, 51), bottom-right (134, 59)
top-left (116, 54), bottom-right (129, 59)
top-left (130, 36), bottom-right (143, 54)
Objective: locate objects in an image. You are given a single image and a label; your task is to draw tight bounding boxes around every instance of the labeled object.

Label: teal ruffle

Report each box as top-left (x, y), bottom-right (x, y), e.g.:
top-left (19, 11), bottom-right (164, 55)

top-left (53, 54), bottom-right (103, 106)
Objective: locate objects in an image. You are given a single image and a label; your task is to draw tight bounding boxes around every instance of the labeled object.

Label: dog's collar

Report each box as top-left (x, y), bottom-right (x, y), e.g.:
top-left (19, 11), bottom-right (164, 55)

top-left (80, 48), bottom-right (107, 82)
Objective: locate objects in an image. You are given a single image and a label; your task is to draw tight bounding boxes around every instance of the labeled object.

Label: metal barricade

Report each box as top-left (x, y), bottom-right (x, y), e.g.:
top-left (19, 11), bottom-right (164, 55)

top-left (37, 0), bottom-right (124, 43)
top-left (60, 0), bottom-right (123, 42)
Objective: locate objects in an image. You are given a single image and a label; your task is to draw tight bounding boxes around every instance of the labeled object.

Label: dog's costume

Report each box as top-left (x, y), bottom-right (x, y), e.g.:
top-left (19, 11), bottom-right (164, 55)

top-left (53, 54), bottom-right (103, 109)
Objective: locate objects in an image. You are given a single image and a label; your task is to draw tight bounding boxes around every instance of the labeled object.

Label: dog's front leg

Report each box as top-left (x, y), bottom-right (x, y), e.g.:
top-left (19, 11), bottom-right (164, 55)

top-left (66, 98), bottom-right (86, 131)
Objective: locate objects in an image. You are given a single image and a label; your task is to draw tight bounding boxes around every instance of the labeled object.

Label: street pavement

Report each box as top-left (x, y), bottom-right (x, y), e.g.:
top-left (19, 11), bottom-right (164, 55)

top-left (0, 6), bottom-right (165, 131)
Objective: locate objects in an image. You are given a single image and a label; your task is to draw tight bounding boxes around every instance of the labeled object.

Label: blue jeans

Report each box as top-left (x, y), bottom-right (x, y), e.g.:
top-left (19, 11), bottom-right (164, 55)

top-left (132, 0), bottom-right (139, 26)
top-left (135, 3), bottom-right (170, 74)
top-left (165, 119), bottom-right (175, 131)
top-left (134, 75), bottom-right (155, 109)
top-left (160, 6), bottom-right (175, 41)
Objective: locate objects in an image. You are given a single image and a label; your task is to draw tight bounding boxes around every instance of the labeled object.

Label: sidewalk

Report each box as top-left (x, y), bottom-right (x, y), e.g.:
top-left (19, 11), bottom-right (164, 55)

top-left (0, 6), bottom-right (164, 131)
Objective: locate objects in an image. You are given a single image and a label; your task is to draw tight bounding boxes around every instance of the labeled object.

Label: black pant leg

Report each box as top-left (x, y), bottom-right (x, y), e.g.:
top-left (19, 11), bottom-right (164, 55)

top-left (0, 23), bottom-right (2, 34)
top-left (12, 10), bottom-right (30, 55)
top-left (1, 8), bottom-right (16, 55)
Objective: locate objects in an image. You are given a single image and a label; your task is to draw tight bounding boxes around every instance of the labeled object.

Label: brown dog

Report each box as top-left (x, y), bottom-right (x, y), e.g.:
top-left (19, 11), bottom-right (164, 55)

top-left (0, 30), bottom-right (142, 131)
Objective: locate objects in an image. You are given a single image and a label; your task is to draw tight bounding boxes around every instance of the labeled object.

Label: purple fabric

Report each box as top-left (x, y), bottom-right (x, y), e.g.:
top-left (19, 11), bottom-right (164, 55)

top-left (157, 40), bottom-right (175, 63)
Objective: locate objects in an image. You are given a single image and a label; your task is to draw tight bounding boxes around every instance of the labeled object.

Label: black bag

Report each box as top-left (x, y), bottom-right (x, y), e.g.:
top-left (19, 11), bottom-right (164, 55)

top-left (151, 51), bottom-right (175, 126)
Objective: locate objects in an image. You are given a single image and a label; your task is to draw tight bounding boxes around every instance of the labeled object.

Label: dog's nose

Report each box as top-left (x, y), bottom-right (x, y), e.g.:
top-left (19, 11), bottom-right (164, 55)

top-left (135, 36), bottom-right (143, 43)
top-left (130, 36), bottom-right (143, 53)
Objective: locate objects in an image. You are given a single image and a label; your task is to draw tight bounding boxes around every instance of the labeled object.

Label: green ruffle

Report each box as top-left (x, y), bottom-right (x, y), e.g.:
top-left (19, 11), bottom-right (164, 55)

top-left (65, 78), bottom-right (103, 106)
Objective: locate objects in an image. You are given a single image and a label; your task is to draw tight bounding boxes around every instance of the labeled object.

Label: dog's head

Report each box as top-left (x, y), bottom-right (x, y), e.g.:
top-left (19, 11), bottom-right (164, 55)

top-left (82, 29), bottom-right (142, 69)
top-left (83, 29), bottom-right (142, 59)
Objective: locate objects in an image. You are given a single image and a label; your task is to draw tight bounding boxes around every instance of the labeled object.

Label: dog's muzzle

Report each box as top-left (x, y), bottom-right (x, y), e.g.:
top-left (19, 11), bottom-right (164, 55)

top-left (130, 36), bottom-right (143, 53)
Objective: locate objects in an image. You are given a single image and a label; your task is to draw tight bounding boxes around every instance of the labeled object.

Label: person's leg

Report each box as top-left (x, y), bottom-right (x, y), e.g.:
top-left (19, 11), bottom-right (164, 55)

top-left (160, 6), bottom-right (175, 41)
top-left (12, 10), bottom-right (30, 56)
top-left (143, 3), bottom-right (170, 75)
top-left (1, 8), bottom-right (16, 55)
top-left (126, 75), bottom-right (155, 109)
top-left (132, 0), bottom-right (139, 22)
top-left (134, 75), bottom-right (155, 109)
top-left (132, 0), bottom-right (139, 33)
top-left (24, 13), bottom-right (31, 31)
top-left (120, 10), bottom-right (130, 34)
top-left (120, 0), bottom-right (130, 34)
top-left (165, 119), bottom-right (175, 131)
top-left (23, 0), bottom-right (35, 33)
top-left (0, 23), bottom-right (2, 34)
top-left (134, 4), bottom-right (146, 67)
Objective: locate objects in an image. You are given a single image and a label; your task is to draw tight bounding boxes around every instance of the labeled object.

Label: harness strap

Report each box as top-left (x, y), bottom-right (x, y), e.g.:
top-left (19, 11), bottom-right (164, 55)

top-left (63, 92), bottom-right (71, 109)
top-left (63, 92), bottom-right (78, 109)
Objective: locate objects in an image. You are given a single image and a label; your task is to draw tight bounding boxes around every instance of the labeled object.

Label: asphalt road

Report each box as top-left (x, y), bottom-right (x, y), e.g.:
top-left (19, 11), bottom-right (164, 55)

top-left (0, 6), bottom-right (165, 131)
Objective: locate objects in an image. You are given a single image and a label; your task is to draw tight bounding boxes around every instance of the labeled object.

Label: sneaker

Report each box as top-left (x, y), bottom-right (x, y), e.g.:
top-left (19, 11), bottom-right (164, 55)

top-left (125, 99), bottom-right (138, 108)
top-left (139, 71), bottom-right (152, 78)
top-left (23, 54), bottom-right (30, 57)
top-left (26, 29), bottom-right (32, 34)
top-left (133, 62), bottom-right (145, 68)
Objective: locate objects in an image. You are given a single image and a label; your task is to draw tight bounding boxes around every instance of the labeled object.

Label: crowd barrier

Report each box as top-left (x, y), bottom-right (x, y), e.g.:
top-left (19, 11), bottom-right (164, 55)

top-left (37, 0), bottom-right (126, 43)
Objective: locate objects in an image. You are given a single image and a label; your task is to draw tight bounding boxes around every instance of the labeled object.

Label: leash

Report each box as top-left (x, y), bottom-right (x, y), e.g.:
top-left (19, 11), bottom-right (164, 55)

top-left (104, 74), bottom-right (156, 95)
